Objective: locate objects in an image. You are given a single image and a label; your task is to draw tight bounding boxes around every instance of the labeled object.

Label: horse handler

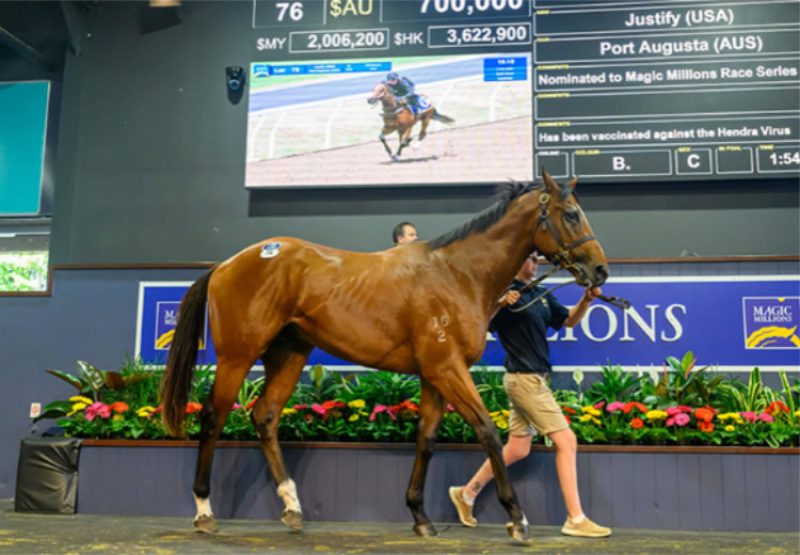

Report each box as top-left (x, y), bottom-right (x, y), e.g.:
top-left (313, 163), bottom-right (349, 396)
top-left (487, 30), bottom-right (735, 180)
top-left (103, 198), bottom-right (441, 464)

top-left (449, 252), bottom-right (612, 538)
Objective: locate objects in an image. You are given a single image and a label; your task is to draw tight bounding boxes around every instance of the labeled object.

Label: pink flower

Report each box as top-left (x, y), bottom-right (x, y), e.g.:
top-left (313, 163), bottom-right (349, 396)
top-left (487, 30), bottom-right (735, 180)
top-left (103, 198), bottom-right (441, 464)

top-left (741, 412), bottom-right (757, 423)
top-left (311, 403), bottom-right (327, 417)
top-left (666, 406), bottom-right (682, 416)
top-left (666, 413), bottom-right (690, 427)
top-left (232, 403), bottom-right (242, 410)
top-left (369, 404), bottom-right (396, 422)
top-left (85, 402), bottom-right (111, 421)
top-left (293, 404), bottom-right (308, 410)
top-left (606, 401), bottom-right (625, 413)
top-left (758, 413), bottom-right (774, 423)
top-left (593, 401), bottom-right (606, 410)
top-left (446, 403), bottom-right (455, 413)
top-left (677, 405), bottom-right (692, 413)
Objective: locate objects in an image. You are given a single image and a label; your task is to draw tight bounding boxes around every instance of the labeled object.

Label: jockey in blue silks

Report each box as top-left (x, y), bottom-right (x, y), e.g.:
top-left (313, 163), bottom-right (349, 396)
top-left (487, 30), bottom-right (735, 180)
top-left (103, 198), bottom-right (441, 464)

top-left (385, 72), bottom-right (422, 116)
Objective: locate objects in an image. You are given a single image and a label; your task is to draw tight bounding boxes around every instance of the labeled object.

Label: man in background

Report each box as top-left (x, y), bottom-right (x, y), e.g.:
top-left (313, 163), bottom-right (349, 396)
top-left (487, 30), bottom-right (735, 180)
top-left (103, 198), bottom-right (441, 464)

top-left (392, 222), bottom-right (418, 246)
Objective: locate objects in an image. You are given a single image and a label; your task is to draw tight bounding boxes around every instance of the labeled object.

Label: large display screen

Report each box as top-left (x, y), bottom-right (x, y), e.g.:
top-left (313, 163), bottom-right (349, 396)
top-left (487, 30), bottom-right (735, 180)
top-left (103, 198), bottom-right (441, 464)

top-left (246, 53), bottom-right (532, 187)
top-left (246, 0), bottom-right (800, 187)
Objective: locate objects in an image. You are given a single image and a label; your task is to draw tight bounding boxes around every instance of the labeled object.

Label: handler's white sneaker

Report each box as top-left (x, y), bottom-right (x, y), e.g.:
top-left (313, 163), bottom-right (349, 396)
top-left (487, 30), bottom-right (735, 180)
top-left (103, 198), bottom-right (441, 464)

top-left (561, 516), bottom-right (611, 538)
top-left (448, 486), bottom-right (477, 528)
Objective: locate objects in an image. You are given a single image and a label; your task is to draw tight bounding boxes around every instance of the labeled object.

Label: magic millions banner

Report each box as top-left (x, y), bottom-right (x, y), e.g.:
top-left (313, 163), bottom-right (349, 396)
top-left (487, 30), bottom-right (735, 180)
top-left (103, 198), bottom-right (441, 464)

top-left (137, 276), bottom-right (800, 372)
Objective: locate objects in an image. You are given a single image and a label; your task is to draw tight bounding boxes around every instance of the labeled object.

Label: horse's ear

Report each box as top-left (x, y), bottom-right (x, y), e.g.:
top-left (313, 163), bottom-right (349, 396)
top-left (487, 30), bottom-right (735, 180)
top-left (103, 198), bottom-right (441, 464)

top-left (565, 177), bottom-right (577, 193)
top-left (541, 168), bottom-right (560, 194)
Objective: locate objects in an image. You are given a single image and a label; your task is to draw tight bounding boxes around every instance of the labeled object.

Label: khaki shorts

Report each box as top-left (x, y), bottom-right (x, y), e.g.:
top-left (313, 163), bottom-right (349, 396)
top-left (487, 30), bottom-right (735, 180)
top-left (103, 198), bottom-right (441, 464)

top-left (504, 372), bottom-right (569, 437)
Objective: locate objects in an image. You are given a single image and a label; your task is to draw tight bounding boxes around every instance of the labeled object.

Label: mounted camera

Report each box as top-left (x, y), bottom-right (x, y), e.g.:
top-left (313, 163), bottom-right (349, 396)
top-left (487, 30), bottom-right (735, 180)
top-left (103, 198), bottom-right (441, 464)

top-left (226, 65), bottom-right (246, 104)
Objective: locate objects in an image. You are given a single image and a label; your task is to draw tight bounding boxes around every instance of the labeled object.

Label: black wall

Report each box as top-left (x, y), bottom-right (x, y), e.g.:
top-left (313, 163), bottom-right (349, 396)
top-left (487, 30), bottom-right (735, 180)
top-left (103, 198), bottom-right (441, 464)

top-left (47, 1), bottom-right (798, 264)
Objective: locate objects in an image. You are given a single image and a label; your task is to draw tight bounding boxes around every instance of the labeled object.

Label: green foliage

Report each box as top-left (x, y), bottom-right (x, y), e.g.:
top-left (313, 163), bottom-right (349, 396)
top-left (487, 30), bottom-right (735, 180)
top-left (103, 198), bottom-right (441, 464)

top-left (653, 352), bottom-right (725, 407)
top-left (584, 363), bottom-right (639, 404)
top-left (34, 353), bottom-right (800, 447)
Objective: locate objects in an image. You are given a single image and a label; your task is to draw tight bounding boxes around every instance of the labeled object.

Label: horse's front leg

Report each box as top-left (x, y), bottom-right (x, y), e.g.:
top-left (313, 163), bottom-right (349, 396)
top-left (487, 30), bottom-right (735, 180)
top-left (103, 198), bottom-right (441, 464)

top-left (379, 124), bottom-right (394, 158)
top-left (394, 126), bottom-right (414, 160)
top-left (407, 379), bottom-right (447, 537)
top-left (251, 337), bottom-right (312, 532)
top-left (428, 365), bottom-right (530, 545)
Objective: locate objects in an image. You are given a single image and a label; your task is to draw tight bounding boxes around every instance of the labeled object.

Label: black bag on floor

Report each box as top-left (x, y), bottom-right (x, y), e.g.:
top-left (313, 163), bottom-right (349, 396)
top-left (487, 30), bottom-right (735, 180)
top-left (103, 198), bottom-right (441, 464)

top-left (15, 437), bottom-right (81, 514)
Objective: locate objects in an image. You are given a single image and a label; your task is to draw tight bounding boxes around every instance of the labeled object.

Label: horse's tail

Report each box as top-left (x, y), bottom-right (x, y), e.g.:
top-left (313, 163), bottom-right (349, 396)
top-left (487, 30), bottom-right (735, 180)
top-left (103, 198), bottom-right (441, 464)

top-left (160, 267), bottom-right (215, 437)
top-left (432, 110), bottom-right (455, 124)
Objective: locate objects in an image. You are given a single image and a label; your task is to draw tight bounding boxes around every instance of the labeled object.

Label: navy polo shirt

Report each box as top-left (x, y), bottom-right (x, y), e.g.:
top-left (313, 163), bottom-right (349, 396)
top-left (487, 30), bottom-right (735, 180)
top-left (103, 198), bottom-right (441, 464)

top-left (489, 280), bottom-right (570, 374)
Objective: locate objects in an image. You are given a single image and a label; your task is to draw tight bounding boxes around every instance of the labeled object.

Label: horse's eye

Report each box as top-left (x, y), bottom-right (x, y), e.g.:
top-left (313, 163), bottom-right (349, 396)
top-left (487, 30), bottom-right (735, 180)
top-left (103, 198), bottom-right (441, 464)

top-left (564, 211), bottom-right (580, 224)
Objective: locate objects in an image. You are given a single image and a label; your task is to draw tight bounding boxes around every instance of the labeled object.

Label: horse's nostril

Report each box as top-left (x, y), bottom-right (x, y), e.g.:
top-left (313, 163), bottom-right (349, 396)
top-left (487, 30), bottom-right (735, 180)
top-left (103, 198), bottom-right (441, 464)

top-left (595, 265), bottom-right (608, 285)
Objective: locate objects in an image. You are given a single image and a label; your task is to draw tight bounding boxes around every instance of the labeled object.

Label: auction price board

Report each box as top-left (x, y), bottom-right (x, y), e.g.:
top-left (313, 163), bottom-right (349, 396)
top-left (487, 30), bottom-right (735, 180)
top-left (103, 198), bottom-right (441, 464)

top-left (532, 0), bottom-right (800, 181)
top-left (247, 1), bottom-right (798, 187)
top-left (248, 0), bottom-right (536, 188)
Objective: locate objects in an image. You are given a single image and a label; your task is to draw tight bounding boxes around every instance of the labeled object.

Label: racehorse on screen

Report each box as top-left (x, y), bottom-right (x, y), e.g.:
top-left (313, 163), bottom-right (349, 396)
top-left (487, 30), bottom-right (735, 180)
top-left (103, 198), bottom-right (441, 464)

top-left (367, 82), bottom-right (454, 161)
top-left (160, 171), bottom-right (608, 544)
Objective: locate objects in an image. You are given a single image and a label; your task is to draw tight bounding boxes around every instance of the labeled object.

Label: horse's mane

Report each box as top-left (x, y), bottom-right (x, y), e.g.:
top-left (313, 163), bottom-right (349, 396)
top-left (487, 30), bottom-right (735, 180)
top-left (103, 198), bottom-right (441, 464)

top-left (428, 181), bottom-right (541, 250)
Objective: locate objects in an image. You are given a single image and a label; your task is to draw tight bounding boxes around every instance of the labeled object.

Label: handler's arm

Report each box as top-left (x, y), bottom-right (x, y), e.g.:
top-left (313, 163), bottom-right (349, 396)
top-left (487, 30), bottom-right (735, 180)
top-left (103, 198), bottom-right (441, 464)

top-left (564, 287), bottom-right (601, 328)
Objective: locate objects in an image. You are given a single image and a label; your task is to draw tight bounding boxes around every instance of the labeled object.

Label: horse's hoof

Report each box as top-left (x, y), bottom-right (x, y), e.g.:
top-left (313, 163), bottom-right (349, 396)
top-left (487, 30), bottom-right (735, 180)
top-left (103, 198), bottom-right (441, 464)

top-left (413, 522), bottom-right (439, 537)
top-left (391, 155), bottom-right (400, 162)
top-left (193, 515), bottom-right (218, 534)
top-left (505, 521), bottom-right (531, 545)
top-left (281, 509), bottom-right (303, 532)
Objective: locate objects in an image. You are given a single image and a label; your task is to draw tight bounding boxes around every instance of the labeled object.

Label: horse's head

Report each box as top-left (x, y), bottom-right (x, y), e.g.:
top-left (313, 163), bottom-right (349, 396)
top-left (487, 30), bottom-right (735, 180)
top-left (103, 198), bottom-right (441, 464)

top-left (367, 83), bottom-right (387, 105)
top-left (367, 82), bottom-right (396, 108)
top-left (531, 170), bottom-right (608, 287)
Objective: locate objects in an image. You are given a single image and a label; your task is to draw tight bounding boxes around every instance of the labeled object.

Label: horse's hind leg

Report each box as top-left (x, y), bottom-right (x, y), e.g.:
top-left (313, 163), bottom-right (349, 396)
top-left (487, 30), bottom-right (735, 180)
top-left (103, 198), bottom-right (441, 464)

top-left (406, 378), bottom-right (446, 537)
top-left (417, 114), bottom-right (432, 142)
top-left (251, 332), bottom-right (312, 532)
top-left (192, 354), bottom-right (255, 533)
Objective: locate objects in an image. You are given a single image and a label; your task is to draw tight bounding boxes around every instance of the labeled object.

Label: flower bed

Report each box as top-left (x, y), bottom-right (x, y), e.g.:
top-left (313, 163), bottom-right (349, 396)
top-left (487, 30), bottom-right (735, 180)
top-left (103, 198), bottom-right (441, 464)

top-left (38, 353), bottom-right (800, 447)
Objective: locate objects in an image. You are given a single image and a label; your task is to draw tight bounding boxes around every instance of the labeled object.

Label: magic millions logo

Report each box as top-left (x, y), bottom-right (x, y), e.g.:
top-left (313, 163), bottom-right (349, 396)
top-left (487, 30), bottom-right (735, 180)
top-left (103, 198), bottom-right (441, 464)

top-left (154, 301), bottom-right (206, 351)
top-left (742, 297), bottom-right (800, 349)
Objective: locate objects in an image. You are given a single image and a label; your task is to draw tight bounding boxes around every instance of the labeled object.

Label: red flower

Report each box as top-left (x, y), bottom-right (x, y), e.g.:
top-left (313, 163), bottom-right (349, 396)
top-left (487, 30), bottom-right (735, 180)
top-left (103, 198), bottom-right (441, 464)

top-left (562, 406), bottom-right (577, 415)
top-left (246, 399), bottom-right (258, 410)
top-left (564, 414), bottom-right (572, 425)
top-left (593, 401), bottom-right (606, 410)
top-left (623, 402), bottom-right (648, 415)
top-left (630, 417), bottom-right (644, 429)
top-left (185, 402), bottom-right (203, 414)
top-left (311, 403), bottom-right (327, 417)
top-left (766, 401), bottom-right (790, 416)
top-left (292, 403), bottom-right (308, 410)
top-left (110, 401), bottom-right (129, 414)
top-left (322, 400), bottom-right (345, 411)
top-left (699, 421), bottom-right (714, 433)
top-left (694, 407), bottom-right (715, 423)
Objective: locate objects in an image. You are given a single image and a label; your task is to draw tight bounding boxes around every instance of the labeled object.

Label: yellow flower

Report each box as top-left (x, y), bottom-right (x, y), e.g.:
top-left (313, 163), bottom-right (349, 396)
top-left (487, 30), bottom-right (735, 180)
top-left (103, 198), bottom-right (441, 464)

top-left (113, 414), bottom-right (124, 422)
top-left (67, 402), bottom-right (90, 417)
top-left (281, 408), bottom-right (297, 416)
top-left (795, 410), bottom-right (800, 418)
top-left (136, 406), bottom-right (156, 418)
top-left (69, 395), bottom-right (93, 405)
top-left (496, 420), bottom-right (508, 430)
top-left (579, 414), bottom-right (594, 423)
top-left (581, 406), bottom-right (601, 417)
top-left (348, 414), bottom-right (360, 422)
top-left (725, 425), bottom-right (735, 432)
top-left (718, 412), bottom-right (743, 423)
top-left (348, 399), bottom-right (366, 409)
top-left (645, 410), bottom-right (668, 421)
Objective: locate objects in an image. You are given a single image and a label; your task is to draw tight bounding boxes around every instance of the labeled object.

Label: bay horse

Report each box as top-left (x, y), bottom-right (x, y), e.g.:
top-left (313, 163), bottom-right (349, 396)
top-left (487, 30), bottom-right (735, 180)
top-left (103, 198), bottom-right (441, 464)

top-left (367, 82), bottom-right (454, 161)
top-left (160, 171), bottom-right (608, 544)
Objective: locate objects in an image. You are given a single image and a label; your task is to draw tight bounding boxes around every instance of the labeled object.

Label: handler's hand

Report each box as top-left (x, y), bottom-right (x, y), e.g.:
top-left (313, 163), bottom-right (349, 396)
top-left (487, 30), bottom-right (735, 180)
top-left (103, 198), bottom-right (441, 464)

top-left (499, 290), bottom-right (521, 307)
top-left (583, 287), bottom-right (602, 302)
